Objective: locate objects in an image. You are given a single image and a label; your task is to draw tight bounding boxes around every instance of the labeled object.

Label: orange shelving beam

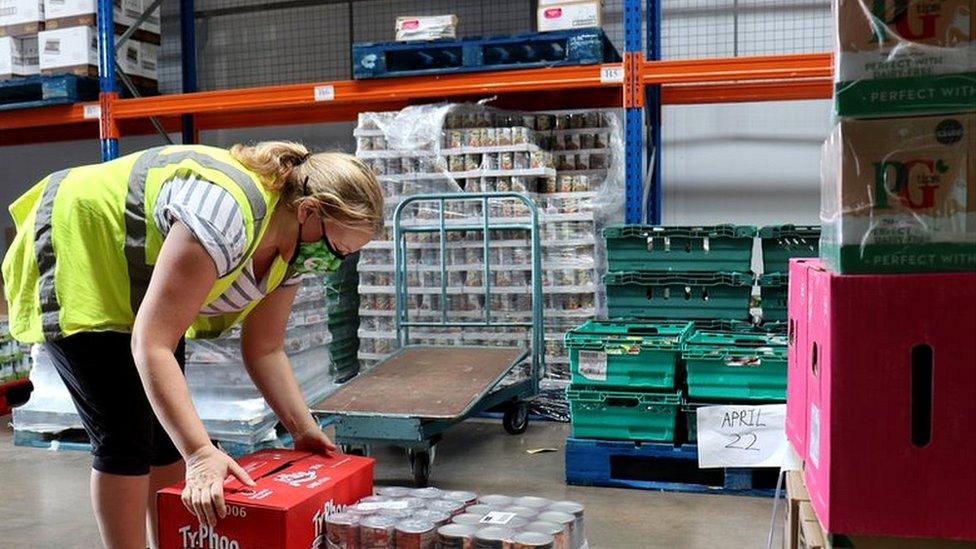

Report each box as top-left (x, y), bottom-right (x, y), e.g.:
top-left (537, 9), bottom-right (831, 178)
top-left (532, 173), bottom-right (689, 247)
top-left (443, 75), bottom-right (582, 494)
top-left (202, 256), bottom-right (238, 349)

top-left (0, 53), bottom-right (834, 145)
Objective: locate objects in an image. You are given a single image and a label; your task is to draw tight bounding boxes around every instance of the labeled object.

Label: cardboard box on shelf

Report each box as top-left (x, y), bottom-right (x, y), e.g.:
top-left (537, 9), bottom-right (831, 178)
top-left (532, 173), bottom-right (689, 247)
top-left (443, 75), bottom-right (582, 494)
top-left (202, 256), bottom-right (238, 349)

top-left (0, 34), bottom-right (38, 77)
top-left (43, 0), bottom-right (160, 43)
top-left (394, 14), bottom-right (457, 42)
top-left (537, 1), bottom-right (603, 32)
top-left (158, 449), bottom-right (374, 549)
top-left (820, 112), bottom-right (976, 273)
top-left (0, 0), bottom-right (44, 37)
top-left (38, 25), bottom-right (151, 81)
top-left (833, 0), bottom-right (976, 117)
top-left (799, 502), bottom-right (826, 549)
top-left (38, 24), bottom-right (95, 75)
top-left (797, 259), bottom-right (976, 540)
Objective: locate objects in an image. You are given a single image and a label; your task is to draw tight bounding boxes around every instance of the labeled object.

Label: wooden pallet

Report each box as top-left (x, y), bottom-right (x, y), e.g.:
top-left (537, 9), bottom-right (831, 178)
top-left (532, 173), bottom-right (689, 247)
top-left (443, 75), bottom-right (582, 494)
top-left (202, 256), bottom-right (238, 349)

top-left (564, 437), bottom-right (779, 497)
top-left (352, 28), bottom-right (620, 80)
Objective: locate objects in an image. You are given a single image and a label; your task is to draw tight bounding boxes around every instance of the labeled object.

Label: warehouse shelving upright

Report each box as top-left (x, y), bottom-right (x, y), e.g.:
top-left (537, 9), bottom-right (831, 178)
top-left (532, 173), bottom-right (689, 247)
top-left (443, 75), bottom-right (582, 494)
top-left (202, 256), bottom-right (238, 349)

top-left (0, 0), bottom-right (832, 221)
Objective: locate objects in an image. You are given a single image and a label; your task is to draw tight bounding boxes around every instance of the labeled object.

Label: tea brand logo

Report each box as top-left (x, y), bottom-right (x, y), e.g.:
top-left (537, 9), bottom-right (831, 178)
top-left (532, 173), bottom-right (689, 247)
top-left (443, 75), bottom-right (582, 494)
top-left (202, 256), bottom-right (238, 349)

top-left (274, 470), bottom-right (318, 487)
top-left (869, 0), bottom-right (943, 43)
top-left (872, 158), bottom-right (950, 210)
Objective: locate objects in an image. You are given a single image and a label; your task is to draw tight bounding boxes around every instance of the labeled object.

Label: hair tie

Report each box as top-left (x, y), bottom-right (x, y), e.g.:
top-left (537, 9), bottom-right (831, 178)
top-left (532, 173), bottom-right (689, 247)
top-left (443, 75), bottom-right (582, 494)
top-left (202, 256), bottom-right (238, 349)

top-left (291, 152), bottom-right (312, 167)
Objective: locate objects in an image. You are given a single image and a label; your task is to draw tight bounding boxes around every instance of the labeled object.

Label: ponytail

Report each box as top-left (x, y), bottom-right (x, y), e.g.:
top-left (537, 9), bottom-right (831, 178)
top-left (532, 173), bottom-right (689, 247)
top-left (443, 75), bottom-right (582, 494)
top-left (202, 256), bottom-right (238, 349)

top-left (230, 141), bottom-right (384, 236)
top-left (229, 140), bottom-right (309, 190)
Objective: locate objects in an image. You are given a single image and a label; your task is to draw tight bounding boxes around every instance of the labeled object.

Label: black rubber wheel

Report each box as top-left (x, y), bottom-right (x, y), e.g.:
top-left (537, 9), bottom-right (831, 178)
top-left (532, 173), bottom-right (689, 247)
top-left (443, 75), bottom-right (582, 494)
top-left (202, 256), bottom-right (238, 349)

top-left (339, 444), bottom-right (369, 456)
top-left (503, 401), bottom-right (529, 435)
top-left (408, 449), bottom-right (431, 487)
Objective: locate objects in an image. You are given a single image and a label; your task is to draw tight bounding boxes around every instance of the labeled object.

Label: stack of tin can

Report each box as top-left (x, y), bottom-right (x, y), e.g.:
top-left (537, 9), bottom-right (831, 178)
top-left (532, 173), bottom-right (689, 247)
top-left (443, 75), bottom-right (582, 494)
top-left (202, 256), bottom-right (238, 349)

top-left (326, 488), bottom-right (587, 549)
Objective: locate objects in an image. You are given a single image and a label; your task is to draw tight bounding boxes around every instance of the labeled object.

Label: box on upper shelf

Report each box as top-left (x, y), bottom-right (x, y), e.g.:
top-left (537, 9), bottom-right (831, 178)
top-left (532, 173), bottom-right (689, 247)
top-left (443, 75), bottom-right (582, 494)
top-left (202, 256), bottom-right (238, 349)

top-left (394, 14), bottom-right (457, 42)
top-left (0, 34), bottom-right (37, 77)
top-left (537, 1), bottom-right (603, 32)
top-left (38, 25), bottom-right (156, 86)
top-left (833, 0), bottom-right (976, 118)
top-left (0, 0), bottom-right (43, 37)
top-left (43, 0), bottom-right (161, 44)
top-left (819, 112), bottom-right (976, 273)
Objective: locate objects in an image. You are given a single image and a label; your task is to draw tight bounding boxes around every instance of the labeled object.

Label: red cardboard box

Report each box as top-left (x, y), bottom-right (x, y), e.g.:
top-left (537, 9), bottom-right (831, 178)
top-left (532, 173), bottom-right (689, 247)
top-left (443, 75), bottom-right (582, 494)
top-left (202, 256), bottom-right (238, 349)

top-left (785, 258), bottom-right (816, 459)
top-left (158, 449), bottom-right (373, 549)
top-left (798, 259), bottom-right (976, 540)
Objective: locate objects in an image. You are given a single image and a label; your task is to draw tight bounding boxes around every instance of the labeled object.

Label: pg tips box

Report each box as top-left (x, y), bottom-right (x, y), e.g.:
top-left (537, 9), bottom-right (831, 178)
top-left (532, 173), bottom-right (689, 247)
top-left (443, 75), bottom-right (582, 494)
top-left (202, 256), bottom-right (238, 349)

top-left (834, 0), bottom-right (976, 117)
top-left (819, 112), bottom-right (976, 273)
top-left (158, 449), bottom-right (373, 549)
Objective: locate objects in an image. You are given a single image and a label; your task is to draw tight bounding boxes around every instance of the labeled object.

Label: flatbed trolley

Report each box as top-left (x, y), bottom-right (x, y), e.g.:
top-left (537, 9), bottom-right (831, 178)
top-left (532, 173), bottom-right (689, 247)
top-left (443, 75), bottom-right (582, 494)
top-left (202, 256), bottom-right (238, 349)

top-left (312, 192), bottom-right (545, 486)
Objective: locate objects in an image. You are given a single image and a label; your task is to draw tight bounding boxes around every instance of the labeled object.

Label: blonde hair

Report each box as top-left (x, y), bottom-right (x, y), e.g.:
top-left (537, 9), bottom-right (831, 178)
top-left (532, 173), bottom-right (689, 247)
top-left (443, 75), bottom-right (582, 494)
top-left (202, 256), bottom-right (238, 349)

top-left (230, 141), bottom-right (384, 235)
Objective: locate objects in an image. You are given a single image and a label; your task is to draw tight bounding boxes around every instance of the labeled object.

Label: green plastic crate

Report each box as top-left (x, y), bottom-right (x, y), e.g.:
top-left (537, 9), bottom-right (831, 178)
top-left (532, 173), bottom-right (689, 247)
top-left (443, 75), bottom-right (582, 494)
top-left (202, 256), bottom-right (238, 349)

top-left (757, 273), bottom-right (788, 322)
top-left (682, 402), bottom-right (705, 443)
top-left (604, 271), bottom-right (754, 320)
top-left (567, 387), bottom-right (681, 442)
top-left (690, 319), bottom-right (759, 333)
top-left (682, 331), bottom-right (788, 401)
top-left (758, 224), bottom-right (820, 274)
top-left (564, 320), bottom-right (693, 389)
top-left (604, 224), bottom-right (757, 271)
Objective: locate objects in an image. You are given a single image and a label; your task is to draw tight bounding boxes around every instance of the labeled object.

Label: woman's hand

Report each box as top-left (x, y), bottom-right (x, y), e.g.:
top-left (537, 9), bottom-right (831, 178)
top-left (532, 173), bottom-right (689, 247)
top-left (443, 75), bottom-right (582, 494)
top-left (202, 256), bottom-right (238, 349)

top-left (182, 445), bottom-right (256, 527)
top-left (293, 426), bottom-right (337, 455)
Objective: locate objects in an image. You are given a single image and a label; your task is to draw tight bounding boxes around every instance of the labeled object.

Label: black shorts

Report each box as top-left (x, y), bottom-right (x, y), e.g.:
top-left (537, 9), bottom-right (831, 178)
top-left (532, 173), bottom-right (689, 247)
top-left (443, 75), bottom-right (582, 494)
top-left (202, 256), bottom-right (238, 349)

top-left (46, 331), bottom-right (186, 476)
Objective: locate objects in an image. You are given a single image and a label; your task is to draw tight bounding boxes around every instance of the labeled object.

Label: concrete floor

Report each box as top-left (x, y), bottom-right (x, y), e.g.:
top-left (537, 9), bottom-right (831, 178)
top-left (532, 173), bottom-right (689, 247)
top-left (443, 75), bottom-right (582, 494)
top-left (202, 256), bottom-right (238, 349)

top-left (0, 416), bottom-right (780, 548)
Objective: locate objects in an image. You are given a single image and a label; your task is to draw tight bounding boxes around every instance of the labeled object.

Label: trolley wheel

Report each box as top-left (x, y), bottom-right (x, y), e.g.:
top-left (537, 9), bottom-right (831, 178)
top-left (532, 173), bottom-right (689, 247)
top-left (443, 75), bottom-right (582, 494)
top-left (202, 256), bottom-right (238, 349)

top-left (503, 401), bottom-right (529, 435)
top-left (339, 444), bottom-right (370, 457)
top-left (407, 449), bottom-right (431, 487)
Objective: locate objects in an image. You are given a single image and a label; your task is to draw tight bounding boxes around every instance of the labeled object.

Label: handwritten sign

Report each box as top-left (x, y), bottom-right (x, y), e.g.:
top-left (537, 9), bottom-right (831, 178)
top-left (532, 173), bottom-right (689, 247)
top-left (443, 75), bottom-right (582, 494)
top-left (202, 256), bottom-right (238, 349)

top-left (696, 404), bottom-right (791, 468)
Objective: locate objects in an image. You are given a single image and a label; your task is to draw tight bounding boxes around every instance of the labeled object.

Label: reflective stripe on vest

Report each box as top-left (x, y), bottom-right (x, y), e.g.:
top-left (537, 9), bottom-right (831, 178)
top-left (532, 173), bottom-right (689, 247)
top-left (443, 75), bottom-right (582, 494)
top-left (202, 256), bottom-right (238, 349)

top-left (23, 147), bottom-right (272, 341)
top-left (122, 147), bottom-right (269, 313)
top-left (33, 169), bottom-right (70, 341)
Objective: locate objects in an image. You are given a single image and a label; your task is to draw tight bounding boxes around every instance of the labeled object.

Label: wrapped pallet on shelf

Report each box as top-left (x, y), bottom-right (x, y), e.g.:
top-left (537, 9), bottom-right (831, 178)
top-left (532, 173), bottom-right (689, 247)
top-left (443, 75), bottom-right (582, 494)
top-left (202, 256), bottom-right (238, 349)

top-left (353, 103), bottom-right (624, 419)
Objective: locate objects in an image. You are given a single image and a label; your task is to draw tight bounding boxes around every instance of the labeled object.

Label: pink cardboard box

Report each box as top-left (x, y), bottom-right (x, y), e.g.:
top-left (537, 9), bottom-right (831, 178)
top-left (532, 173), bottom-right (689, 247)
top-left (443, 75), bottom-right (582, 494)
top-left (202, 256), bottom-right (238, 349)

top-left (801, 259), bottom-right (976, 540)
top-left (785, 258), bottom-right (815, 459)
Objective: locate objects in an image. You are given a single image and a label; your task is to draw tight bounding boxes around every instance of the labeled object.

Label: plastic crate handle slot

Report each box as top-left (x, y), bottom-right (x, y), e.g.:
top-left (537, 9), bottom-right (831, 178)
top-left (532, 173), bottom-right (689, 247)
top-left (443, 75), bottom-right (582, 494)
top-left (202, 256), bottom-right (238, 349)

top-left (626, 326), bottom-right (660, 335)
top-left (605, 396), bottom-right (640, 408)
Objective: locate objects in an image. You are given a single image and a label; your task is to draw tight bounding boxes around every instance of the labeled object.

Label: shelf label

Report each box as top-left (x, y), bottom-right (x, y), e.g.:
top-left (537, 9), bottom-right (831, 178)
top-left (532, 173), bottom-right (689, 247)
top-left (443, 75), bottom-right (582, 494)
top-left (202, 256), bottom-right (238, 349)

top-left (600, 66), bottom-right (624, 84)
top-left (696, 404), bottom-right (791, 469)
top-left (314, 85), bottom-right (335, 101)
top-left (83, 104), bottom-right (101, 119)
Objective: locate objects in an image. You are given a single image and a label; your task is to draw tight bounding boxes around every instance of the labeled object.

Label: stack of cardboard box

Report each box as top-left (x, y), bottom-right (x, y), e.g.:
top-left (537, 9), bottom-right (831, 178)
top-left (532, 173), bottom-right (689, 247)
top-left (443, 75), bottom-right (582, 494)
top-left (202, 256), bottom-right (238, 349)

top-left (0, 0), bottom-right (159, 87)
top-left (39, 0), bottom-right (159, 88)
top-left (784, 1), bottom-right (976, 545)
top-left (822, 0), bottom-right (975, 273)
top-left (0, 0), bottom-right (41, 78)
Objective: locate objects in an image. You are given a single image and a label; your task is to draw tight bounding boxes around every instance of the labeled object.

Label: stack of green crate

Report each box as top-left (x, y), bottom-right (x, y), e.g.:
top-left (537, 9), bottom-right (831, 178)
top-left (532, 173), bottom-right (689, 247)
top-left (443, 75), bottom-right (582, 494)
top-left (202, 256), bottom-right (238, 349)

top-left (680, 330), bottom-right (788, 442)
top-left (564, 320), bottom-right (692, 442)
top-left (603, 225), bottom-right (757, 321)
top-left (325, 253), bottom-right (362, 383)
top-left (757, 225), bottom-right (820, 326)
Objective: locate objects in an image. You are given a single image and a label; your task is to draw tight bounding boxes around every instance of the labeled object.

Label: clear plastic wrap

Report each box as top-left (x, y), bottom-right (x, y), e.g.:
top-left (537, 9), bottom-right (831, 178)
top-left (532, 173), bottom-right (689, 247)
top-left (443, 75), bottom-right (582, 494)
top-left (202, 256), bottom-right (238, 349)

top-left (833, 0), bottom-right (976, 118)
top-left (11, 344), bottom-right (84, 434)
top-left (819, 113), bottom-right (976, 273)
top-left (354, 103), bottom-right (624, 418)
top-left (13, 277), bottom-right (341, 444)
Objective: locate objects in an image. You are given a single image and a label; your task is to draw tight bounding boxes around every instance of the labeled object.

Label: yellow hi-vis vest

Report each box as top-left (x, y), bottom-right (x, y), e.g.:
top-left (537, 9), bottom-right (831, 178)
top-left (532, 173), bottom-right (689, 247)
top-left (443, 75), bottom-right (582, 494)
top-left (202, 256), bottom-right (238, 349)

top-left (2, 144), bottom-right (290, 343)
